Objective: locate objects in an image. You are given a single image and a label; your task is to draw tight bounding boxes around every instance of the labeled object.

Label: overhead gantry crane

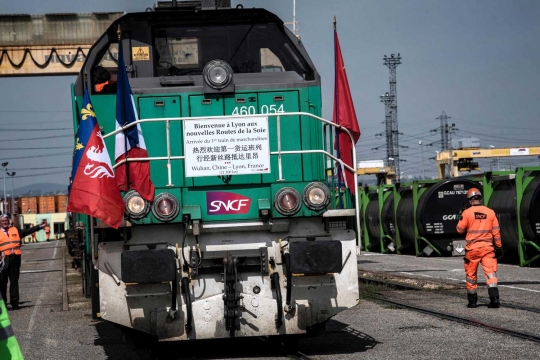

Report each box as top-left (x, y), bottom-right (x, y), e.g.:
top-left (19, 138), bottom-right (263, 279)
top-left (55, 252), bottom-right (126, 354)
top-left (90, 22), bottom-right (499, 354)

top-left (356, 166), bottom-right (396, 185)
top-left (436, 146), bottom-right (540, 179)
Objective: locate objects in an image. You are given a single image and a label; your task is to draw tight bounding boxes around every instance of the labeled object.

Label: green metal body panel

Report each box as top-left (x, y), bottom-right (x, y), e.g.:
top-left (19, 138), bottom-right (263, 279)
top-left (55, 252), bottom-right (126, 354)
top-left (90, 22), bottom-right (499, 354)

top-left (73, 85), bottom-right (324, 225)
top-left (139, 96), bottom-right (185, 188)
top-left (259, 91), bottom-right (302, 183)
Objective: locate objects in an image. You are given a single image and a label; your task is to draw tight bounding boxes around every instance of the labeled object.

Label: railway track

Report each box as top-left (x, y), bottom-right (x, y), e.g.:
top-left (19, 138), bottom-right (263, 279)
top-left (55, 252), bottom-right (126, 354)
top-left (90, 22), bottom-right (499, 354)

top-left (359, 273), bottom-right (540, 315)
top-left (359, 275), bottom-right (540, 344)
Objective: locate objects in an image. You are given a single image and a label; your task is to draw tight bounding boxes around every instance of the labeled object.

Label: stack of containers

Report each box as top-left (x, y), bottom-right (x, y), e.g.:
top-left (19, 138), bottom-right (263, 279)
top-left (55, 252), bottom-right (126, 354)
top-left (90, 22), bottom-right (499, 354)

top-left (38, 196), bottom-right (56, 213)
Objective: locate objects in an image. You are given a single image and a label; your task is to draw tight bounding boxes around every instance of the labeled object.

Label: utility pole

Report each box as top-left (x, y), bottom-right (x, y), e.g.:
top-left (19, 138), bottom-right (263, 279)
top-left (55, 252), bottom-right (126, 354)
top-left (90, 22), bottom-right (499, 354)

top-left (380, 92), bottom-right (393, 170)
top-left (447, 123), bottom-right (458, 177)
top-left (436, 111), bottom-right (451, 151)
top-left (419, 140), bottom-right (425, 179)
top-left (284, 0), bottom-right (300, 38)
top-left (383, 53), bottom-right (402, 181)
top-left (1, 162), bottom-right (8, 215)
top-left (6, 171), bottom-right (15, 217)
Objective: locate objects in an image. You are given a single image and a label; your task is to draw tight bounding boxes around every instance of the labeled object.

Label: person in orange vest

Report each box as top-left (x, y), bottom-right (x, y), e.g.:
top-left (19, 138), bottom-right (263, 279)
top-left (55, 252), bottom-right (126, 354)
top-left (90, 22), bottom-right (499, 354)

top-left (0, 215), bottom-right (46, 310)
top-left (93, 65), bottom-right (114, 93)
top-left (456, 188), bottom-right (503, 309)
top-left (45, 225), bottom-right (50, 242)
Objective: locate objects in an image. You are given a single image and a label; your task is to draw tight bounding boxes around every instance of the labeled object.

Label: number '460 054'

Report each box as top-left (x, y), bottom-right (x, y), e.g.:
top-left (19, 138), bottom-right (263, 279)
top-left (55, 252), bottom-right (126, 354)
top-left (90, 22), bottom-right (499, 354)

top-left (231, 104), bottom-right (284, 116)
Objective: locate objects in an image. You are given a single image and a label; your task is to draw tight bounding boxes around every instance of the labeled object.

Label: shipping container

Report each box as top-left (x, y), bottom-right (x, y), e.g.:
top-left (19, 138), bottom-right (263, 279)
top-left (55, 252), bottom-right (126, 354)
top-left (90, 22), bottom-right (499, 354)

top-left (38, 195), bottom-right (55, 213)
top-left (2, 197), bottom-right (18, 215)
top-left (451, 137), bottom-right (481, 149)
top-left (20, 196), bottom-right (38, 214)
top-left (55, 194), bottom-right (68, 213)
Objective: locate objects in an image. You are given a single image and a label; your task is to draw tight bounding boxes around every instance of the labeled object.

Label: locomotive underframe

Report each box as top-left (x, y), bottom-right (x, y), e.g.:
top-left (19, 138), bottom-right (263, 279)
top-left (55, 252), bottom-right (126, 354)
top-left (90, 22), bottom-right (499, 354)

top-left (95, 218), bottom-right (358, 340)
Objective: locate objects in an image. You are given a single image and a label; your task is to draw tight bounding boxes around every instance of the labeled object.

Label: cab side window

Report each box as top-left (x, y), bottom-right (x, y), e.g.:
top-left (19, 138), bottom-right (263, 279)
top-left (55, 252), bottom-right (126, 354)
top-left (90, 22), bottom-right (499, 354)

top-left (92, 43), bottom-right (118, 94)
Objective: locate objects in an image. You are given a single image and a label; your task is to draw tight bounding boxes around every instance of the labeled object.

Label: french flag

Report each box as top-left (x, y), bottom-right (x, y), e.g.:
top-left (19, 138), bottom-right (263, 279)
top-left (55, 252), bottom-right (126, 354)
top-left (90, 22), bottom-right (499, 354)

top-left (114, 40), bottom-right (155, 202)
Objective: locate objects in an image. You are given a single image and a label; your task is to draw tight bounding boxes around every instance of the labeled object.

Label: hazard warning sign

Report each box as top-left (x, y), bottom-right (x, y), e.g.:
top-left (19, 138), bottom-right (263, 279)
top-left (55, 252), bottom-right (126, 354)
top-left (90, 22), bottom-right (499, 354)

top-left (132, 47), bottom-right (150, 61)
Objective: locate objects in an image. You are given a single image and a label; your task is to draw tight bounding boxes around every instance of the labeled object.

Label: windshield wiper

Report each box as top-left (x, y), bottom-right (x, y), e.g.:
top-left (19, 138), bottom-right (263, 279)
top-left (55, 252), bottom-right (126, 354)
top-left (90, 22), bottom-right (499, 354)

top-left (228, 23), bottom-right (255, 64)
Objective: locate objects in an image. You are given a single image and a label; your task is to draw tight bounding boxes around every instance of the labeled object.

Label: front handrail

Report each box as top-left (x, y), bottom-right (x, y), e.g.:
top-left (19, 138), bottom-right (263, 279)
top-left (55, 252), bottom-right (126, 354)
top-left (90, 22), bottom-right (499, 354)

top-left (103, 112), bottom-right (360, 241)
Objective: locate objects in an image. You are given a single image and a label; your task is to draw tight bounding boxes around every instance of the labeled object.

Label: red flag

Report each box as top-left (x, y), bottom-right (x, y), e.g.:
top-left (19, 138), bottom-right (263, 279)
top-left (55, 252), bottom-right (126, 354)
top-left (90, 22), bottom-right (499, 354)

top-left (68, 90), bottom-right (125, 229)
top-left (114, 40), bottom-right (155, 202)
top-left (333, 29), bottom-right (360, 195)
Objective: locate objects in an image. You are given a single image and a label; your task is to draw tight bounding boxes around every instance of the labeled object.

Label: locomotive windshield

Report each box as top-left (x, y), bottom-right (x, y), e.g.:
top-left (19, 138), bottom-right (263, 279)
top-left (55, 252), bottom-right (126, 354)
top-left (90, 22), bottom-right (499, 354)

top-left (154, 23), bottom-right (309, 77)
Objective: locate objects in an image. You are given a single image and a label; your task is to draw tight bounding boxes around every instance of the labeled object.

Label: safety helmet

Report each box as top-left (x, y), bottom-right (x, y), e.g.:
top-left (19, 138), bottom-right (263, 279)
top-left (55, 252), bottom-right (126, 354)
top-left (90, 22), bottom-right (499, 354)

top-left (467, 188), bottom-right (482, 199)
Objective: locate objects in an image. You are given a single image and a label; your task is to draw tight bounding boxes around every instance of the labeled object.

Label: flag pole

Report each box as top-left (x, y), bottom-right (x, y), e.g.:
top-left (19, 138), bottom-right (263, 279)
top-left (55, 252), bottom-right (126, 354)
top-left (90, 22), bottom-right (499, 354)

top-left (334, 16), bottom-right (344, 209)
top-left (117, 24), bottom-right (131, 192)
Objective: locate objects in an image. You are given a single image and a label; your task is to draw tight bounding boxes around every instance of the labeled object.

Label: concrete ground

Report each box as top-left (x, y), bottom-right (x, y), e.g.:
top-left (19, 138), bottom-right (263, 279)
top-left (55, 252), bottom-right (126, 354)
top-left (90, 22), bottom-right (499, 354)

top-left (7, 242), bottom-right (540, 359)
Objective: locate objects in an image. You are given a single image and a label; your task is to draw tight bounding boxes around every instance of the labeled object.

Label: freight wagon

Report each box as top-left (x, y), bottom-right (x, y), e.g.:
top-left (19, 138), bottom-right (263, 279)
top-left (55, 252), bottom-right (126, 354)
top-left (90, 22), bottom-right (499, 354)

top-left (359, 167), bottom-right (540, 266)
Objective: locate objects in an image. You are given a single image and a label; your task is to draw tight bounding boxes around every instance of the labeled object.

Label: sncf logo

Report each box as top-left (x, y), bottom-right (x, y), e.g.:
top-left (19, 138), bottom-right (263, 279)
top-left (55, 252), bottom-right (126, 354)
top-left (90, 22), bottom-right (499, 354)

top-left (474, 212), bottom-right (487, 220)
top-left (206, 192), bottom-right (251, 215)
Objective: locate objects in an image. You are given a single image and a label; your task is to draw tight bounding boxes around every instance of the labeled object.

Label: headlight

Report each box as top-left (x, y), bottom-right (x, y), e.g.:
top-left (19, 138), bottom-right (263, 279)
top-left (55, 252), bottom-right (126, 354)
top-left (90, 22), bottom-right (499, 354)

top-left (303, 182), bottom-right (330, 211)
top-left (152, 193), bottom-right (180, 222)
top-left (124, 190), bottom-right (150, 219)
top-left (203, 59), bottom-right (233, 90)
top-left (274, 187), bottom-right (302, 216)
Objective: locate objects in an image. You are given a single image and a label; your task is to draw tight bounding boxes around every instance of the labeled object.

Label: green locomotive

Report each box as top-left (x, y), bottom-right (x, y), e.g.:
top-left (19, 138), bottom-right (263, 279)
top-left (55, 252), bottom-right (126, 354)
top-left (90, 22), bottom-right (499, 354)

top-left (71, 1), bottom-right (359, 341)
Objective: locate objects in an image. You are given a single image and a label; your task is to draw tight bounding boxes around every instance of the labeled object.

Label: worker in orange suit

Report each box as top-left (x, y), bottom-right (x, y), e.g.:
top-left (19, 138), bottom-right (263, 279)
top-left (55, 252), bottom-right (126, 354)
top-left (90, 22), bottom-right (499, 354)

top-left (45, 225), bottom-right (50, 242)
top-left (456, 188), bottom-right (503, 308)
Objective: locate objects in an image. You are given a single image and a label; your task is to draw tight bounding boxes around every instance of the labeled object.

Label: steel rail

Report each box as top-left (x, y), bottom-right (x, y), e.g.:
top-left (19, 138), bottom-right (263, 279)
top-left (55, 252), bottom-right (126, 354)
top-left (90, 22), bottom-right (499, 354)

top-left (366, 292), bottom-right (540, 344)
top-left (359, 274), bottom-right (540, 315)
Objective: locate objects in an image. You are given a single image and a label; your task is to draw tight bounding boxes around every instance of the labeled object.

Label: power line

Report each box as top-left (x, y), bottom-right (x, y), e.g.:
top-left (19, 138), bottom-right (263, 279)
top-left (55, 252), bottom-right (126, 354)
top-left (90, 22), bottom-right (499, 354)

top-left (0, 110), bottom-right (71, 113)
top-left (452, 118), bottom-right (540, 131)
top-left (2, 152), bottom-right (72, 160)
top-left (2, 128), bottom-right (71, 131)
top-left (458, 130), bottom-right (540, 143)
top-left (1, 134), bottom-right (72, 142)
top-left (9, 170), bottom-right (71, 179)
top-left (0, 146), bottom-right (72, 150)
top-left (6, 166), bottom-right (72, 171)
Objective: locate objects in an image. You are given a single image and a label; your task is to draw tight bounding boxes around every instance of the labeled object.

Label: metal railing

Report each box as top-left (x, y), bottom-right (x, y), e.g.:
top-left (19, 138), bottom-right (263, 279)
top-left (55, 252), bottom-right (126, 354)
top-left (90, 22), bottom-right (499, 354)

top-left (103, 112), bottom-right (360, 240)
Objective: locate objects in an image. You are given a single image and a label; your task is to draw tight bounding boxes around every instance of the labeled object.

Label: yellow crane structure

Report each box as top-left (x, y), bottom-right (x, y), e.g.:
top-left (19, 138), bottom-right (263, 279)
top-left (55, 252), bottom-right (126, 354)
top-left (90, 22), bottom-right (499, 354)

top-left (356, 166), bottom-right (396, 185)
top-left (436, 146), bottom-right (540, 179)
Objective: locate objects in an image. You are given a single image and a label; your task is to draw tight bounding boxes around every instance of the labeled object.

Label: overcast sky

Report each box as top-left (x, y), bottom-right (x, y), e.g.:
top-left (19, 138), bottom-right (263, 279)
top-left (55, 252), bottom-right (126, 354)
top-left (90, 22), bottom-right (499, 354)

top-left (0, 0), bottom-right (539, 190)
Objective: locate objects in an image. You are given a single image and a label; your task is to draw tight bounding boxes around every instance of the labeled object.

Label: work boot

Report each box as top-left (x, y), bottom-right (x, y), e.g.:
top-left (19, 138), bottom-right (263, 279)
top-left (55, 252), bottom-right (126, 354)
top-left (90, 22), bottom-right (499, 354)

top-left (488, 287), bottom-right (500, 308)
top-left (467, 293), bottom-right (478, 308)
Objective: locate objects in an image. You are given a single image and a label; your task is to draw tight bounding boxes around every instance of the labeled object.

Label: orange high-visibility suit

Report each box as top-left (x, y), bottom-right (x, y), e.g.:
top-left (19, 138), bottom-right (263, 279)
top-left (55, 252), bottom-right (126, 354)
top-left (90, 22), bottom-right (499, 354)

top-left (456, 205), bottom-right (502, 295)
